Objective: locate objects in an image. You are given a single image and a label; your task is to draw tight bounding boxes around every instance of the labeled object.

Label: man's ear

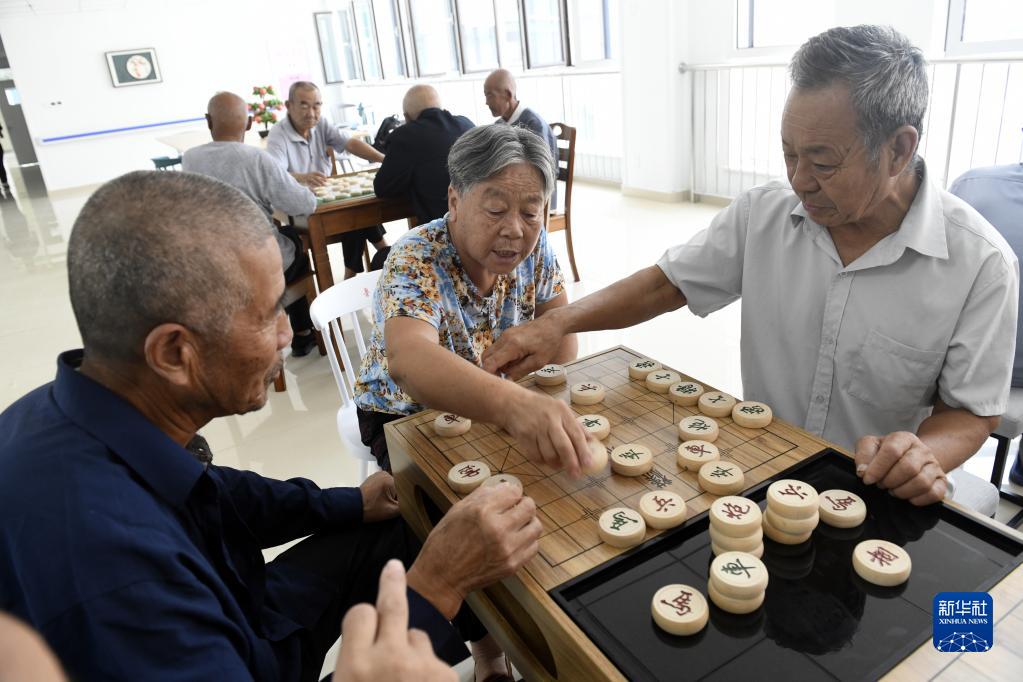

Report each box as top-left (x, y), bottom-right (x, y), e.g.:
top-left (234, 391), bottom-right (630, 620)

top-left (143, 323), bottom-right (202, 388)
top-left (205, 114), bottom-right (213, 132)
top-left (245, 116), bottom-right (253, 132)
top-left (888, 125), bottom-right (919, 177)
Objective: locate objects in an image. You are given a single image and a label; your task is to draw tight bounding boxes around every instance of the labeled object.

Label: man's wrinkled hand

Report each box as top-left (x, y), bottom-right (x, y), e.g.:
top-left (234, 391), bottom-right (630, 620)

top-left (360, 470), bottom-right (400, 522)
top-left (481, 315), bottom-right (566, 380)
top-left (407, 484), bottom-right (542, 619)
top-left (854, 431), bottom-right (948, 506)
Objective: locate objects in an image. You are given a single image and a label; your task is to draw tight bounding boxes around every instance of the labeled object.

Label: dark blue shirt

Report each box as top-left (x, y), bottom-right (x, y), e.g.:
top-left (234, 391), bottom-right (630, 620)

top-left (0, 351), bottom-right (461, 681)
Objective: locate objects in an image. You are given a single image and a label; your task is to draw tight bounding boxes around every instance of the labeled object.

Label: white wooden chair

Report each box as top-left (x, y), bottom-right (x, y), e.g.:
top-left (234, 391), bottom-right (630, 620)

top-left (310, 271), bottom-right (382, 483)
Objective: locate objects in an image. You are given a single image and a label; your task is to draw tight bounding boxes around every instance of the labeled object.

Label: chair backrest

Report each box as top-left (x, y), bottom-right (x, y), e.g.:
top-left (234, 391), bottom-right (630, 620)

top-left (550, 122), bottom-right (576, 214)
top-left (310, 271), bottom-right (382, 406)
top-left (327, 146), bottom-right (338, 176)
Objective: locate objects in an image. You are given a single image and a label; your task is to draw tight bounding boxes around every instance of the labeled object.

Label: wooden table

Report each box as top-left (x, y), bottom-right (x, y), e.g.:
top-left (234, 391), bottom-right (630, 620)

top-left (305, 192), bottom-right (415, 291)
top-left (386, 346), bottom-right (1023, 681)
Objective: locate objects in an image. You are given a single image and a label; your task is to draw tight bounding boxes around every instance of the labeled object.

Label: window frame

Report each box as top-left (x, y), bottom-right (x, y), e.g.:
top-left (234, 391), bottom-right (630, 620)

top-left (406, 0), bottom-right (463, 77)
top-left (314, 11), bottom-right (347, 84)
top-left (522, 0), bottom-right (569, 69)
top-left (352, 0), bottom-right (385, 81)
top-left (372, 0), bottom-right (410, 80)
top-left (566, 0), bottom-right (617, 66)
top-left (944, 0), bottom-right (1023, 57)
top-left (453, 0), bottom-right (501, 74)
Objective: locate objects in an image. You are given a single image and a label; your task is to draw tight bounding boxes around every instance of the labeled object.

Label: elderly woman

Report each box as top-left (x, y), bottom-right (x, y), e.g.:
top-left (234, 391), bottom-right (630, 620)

top-left (355, 124), bottom-right (591, 475)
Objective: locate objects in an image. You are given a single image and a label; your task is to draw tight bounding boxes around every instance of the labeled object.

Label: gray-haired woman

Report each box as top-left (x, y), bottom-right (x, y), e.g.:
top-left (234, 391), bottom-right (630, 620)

top-left (354, 123), bottom-right (592, 476)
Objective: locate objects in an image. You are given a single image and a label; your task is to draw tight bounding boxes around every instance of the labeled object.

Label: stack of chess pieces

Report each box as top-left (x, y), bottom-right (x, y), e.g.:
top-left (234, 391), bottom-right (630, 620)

top-left (427, 355), bottom-right (909, 636)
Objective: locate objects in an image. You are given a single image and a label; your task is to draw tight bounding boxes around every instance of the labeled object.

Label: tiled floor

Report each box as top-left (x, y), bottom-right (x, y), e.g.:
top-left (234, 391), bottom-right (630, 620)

top-left (2, 163), bottom-right (1021, 678)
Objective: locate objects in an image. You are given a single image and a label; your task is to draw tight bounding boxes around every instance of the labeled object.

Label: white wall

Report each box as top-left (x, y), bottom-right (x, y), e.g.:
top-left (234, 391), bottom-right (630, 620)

top-left (2, 0), bottom-right (336, 190)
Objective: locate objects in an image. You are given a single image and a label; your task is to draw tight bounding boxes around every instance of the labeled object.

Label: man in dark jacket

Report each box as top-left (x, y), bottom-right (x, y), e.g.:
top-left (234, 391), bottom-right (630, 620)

top-left (373, 85), bottom-right (474, 226)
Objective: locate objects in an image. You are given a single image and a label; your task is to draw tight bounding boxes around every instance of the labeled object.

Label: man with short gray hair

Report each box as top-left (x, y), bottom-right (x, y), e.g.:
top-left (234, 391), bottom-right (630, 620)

top-left (268, 81), bottom-right (391, 280)
top-left (0, 170), bottom-right (542, 681)
top-left (484, 25), bottom-right (1019, 516)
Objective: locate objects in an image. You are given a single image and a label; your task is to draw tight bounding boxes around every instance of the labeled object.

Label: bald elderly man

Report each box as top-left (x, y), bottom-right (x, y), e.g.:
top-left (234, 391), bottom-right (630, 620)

top-left (183, 91), bottom-right (319, 357)
top-left (483, 69), bottom-right (557, 174)
top-left (0, 172), bottom-right (536, 681)
top-left (373, 84), bottom-right (474, 225)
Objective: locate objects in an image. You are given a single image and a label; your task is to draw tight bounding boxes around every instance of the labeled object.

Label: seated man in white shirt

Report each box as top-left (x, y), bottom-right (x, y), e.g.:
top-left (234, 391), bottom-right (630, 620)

top-left (267, 81), bottom-right (390, 280)
top-left (183, 91), bottom-right (320, 357)
top-left (482, 26), bottom-right (1019, 517)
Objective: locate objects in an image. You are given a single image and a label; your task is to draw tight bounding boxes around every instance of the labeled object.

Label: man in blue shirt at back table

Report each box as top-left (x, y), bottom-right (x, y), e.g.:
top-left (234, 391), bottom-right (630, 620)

top-left (950, 162), bottom-right (1023, 485)
top-left (0, 171), bottom-right (538, 681)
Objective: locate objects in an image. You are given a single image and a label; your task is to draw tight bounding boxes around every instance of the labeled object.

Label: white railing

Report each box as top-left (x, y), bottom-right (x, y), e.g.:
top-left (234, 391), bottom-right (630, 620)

top-left (683, 56), bottom-right (1023, 201)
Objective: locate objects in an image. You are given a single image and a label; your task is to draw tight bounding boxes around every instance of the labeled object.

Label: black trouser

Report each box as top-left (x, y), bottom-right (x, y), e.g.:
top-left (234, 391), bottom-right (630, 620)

top-left (270, 517), bottom-right (486, 682)
top-left (280, 225), bottom-right (313, 333)
top-left (356, 407), bottom-right (406, 473)
top-left (339, 224), bottom-right (387, 273)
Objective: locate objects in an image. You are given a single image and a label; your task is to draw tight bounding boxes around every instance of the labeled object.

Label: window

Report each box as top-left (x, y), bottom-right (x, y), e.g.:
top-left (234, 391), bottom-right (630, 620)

top-left (353, 0), bottom-right (383, 80)
top-left (494, 0), bottom-right (524, 68)
top-left (409, 0), bottom-right (461, 76)
top-left (315, 10), bottom-right (362, 82)
top-left (523, 0), bottom-right (565, 68)
top-left (456, 1), bottom-right (500, 72)
top-left (568, 0), bottom-right (618, 63)
top-left (373, 0), bottom-right (408, 78)
top-left (946, 0), bottom-right (1023, 56)
top-left (735, 0), bottom-right (835, 50)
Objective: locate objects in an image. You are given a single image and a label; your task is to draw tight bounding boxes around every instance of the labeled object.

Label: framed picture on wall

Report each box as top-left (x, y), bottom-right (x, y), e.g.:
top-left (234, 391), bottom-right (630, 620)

top-left (105, 48), bottom-right (162, 87)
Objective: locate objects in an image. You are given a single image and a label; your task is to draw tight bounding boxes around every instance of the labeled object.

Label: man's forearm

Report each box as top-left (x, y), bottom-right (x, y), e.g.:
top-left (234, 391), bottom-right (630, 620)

top-left (346, 138), bottom-right (385, 163)
top-left (548, 265), bottom-right (686, 335)
top-left (916, 406), bottom-right (998, 473)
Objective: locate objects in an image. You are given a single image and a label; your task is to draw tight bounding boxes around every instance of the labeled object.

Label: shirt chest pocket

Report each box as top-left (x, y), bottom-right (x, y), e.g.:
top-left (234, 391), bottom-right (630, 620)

top-left (845, 329), bottom-right (945, 412)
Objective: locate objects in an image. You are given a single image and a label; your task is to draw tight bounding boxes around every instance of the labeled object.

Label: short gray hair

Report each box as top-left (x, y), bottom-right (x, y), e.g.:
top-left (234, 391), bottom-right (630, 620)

top-left (790, 25), bottom-right (928, 162)
top-left (448, 124), bottom-right (555, 199)
top-left (288, 81), bottom-right (319, 101)
top-left (67, 171), bottom-right (275, 361)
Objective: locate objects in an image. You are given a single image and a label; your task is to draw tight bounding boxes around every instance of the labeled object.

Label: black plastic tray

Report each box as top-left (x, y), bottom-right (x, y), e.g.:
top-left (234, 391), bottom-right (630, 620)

top-left (550, 449), bottom-right (1023, 681)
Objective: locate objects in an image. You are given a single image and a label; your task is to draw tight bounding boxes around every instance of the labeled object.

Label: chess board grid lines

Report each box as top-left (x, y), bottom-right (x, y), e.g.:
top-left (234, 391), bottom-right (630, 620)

top-left (393, 346), bottom-right (834, 589)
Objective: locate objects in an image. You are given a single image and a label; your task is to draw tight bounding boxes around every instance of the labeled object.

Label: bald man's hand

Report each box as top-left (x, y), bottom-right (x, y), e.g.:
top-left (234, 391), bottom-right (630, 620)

top-left (406, 483), bottom-right (541, 620)
top-left (293, 172), bottom-right (328, 187)
top-left (336, 560), bottom-right (456, 682)
top-left (854, 432), bottom-right (948, 506)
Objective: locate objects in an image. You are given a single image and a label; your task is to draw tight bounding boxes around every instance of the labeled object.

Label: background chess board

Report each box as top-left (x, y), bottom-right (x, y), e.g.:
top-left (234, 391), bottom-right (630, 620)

top-left (386, 345), bottom-right (833, 591)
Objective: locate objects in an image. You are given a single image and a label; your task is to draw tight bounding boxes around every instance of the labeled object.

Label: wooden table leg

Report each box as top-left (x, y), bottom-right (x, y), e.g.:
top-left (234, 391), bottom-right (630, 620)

top-left (308, 216), bottom-right (335, 292)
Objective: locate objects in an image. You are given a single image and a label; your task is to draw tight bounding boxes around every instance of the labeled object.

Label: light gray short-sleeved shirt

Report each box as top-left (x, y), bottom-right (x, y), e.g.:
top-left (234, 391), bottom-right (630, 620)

top-left (266, 115), bottom-right (351, 176)
top-left (183, 141), bottom-right (317, 270)
top-left (656, 162), bottom-right (1018, 452)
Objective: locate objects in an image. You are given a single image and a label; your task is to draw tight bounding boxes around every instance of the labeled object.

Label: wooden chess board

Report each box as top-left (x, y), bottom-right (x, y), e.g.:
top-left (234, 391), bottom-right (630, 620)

top-left (387, 345), bottom-right (1023, 681)
top-left (387, 345), bottom-right (832, 592)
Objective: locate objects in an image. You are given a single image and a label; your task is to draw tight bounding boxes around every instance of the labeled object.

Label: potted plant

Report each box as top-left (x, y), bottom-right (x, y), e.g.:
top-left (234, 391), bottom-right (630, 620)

top-left (249, 85), bottom-right (283, 138)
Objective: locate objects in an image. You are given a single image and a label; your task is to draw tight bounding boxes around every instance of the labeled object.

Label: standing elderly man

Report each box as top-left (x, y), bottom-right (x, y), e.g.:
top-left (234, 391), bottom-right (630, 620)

top-left (183, 91), bottom-right (319, 357)
top-left (0, 171), bottom-right (540, 681)
top-left (355, 124), bottom-right (589, 476)
top-left (483, 25), bottom-right (1019, 516)
top-left (374, 84), bottom-right (474, 225)
top-left (268, 81), bottom-right (391, 279)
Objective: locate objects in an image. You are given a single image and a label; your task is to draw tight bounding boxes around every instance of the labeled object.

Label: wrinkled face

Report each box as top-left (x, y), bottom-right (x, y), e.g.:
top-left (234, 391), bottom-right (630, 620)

top-left (286, 86), bottom-right (322, 133)
top-left (781, 85), bottom-right (892, 228)
top-left (484, 84), bottom-right (514, 118)
top-left (201, 237), bottom-right (292, 416)
top-left (448, 163), bottom-right (545, 286)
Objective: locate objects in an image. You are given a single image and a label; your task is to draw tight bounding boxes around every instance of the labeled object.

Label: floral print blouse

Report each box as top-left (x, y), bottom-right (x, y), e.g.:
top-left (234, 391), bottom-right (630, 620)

top-left (354, 215), bottom-right (565, 415)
